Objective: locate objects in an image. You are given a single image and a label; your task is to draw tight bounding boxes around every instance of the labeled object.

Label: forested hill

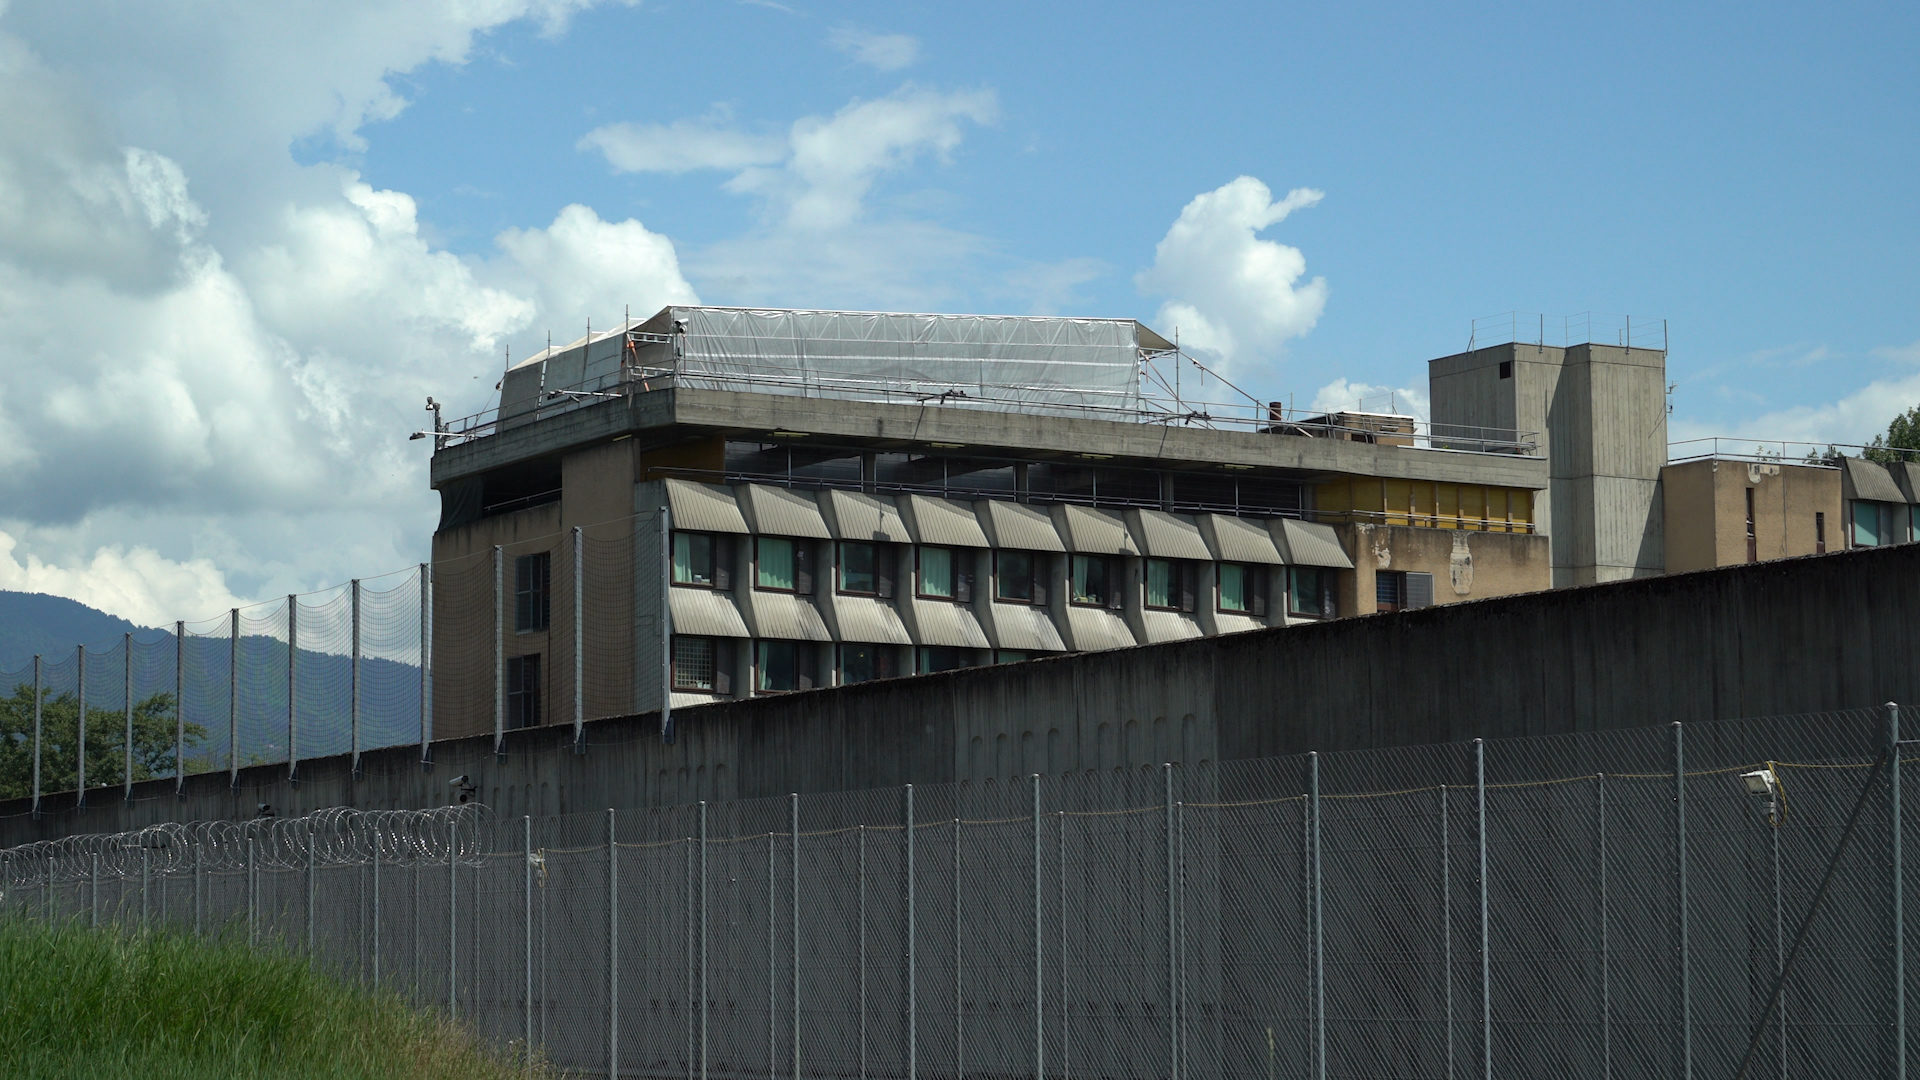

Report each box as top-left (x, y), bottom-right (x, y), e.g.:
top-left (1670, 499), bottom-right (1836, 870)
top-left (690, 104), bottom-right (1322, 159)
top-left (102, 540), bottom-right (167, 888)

top-left (0, 591), bottom-right (144, 673)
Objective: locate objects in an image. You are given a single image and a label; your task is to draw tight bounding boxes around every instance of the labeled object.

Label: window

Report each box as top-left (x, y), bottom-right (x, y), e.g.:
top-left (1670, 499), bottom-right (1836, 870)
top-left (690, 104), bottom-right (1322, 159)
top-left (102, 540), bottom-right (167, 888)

top-left (1219, 563), bottom-right (1270, 616)
top-left (673, 532), bottom-right (733, 589)
top-left (1816, 511), bottom-right (1826, 554)
top-left (1144, 558), bottom-right (1198, 612)
top-left (917, 546), bottom-right (972, 601)
top-left (514, 553), bottom-right (550, 632)
top-left (1069, 554), bottom-right (1124, 609)
top-left (756, 537), bottom-right (813, 593)
top-left (1854, 501), bottom-right (1895, 548)
top-left (995, 550), bottom-right (1047, 604)
top-left (1375, 570), bottom-right (1432, 613)
top-left (996, 649), bottom-right (1052, 664)
top-left (1289, 568), bottom-right (1332, 618)
top-left (916, 646), bottom-right (976, 674)
top-left (755, 640), bottom-right (815, 693)
top-left (840, 643), bottom-right (899, 686)
top-left (838, 542), bottom-right (896, 597)
top-left (506, 654), bottom-right (541, 728)
top-left (1498, 360), bottom-right (1513, 379)
top-left (672, 636), bottom-right (733, 694)
top-left (1745, 487), bottom-right (1758, 563)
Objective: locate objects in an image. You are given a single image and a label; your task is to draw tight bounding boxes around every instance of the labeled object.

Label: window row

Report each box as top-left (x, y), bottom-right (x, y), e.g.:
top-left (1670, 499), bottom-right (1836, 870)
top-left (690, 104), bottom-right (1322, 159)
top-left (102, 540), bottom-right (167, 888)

top-left (672, 532), bottom-right (1338, 618)
top-left (670, 637), bottom-right (1050, 696)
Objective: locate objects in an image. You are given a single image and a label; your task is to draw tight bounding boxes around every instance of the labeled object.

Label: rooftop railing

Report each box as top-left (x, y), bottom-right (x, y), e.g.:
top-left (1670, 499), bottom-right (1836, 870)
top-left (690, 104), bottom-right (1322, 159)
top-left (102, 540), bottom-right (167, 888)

top-left (1667, 437), bottom-right (1919, 466)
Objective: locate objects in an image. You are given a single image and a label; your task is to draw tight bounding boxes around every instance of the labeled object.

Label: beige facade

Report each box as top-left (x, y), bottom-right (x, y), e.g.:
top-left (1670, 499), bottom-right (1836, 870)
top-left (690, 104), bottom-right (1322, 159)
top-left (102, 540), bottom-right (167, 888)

top-left (1337, 524), bottom-right (1551, 614)
top-left (1660, 458), bottom-right (1844, 573)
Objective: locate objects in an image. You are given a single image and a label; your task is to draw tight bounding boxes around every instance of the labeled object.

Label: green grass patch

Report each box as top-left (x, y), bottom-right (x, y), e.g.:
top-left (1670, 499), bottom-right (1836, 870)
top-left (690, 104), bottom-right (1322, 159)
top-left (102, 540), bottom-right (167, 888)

top-left (0, 916), bottom-right (549, 1080)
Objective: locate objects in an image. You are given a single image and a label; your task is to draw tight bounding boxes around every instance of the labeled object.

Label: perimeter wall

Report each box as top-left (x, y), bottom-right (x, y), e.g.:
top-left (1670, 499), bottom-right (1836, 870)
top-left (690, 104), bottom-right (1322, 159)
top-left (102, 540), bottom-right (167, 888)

top-left (3, 543), bottom-right (1913, 844)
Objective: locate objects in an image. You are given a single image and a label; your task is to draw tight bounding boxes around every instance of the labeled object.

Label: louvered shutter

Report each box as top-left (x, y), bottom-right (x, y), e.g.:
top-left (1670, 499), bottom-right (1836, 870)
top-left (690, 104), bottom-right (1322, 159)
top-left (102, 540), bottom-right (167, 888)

top-left (1406, 571), bottom-right (1434, 610)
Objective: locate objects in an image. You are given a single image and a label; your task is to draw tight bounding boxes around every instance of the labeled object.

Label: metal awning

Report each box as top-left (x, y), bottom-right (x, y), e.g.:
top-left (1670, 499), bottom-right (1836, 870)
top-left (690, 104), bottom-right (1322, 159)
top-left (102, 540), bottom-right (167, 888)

top-left (669, 588), bottom-right (749, 638)
top-left (909, 600), bottom-right (991, 648)
top-left (901, 494), bottom-right (990, 547)
top-left (1062, 606), bottom-right (1137, 652)
top-left (740, 591), bottom-right (833, 641)
top-left (738, 484), bottom-right (832, 538)
top-left (983, 602), bottom-right (1067, 652)
top-left (1275, 519), bottom-right (1354, 569)
top-left (824, 595), bottom-right (912, 645)
top-left (1199, 514), bottom-right (1284, 564)
top-left (665, 479), bottom-right (749, 533)
top-left (1051, 505), bottom-right (1139, 555)
top-left (1846, 458), bottom-right (1911, 504)
top-left (1127, 509), bottom-right (1213, 561)
top-left (821, 489), bottom-right (913, 543)
top-left (1137, 609), bottom-right (1205, 645)
top-left (980, 500), bottom-right (1066, 551)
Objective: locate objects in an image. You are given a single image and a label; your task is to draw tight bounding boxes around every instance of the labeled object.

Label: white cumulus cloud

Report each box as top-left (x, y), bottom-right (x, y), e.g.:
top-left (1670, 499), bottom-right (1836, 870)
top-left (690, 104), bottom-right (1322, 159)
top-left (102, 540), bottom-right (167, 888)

top-left (828, 27), bottom-right (921, 71)
top-left (1136, 176), bottom-right (1328, 373)
top-left (578, 110), bottom-right (786, 174)
top-left (0, 530), bottom-right (245, 629)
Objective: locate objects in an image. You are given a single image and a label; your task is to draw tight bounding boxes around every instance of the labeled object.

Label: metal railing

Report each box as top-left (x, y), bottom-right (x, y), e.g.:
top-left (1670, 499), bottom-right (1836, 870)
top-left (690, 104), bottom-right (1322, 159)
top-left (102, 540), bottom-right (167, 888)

top-left (3, 703), bottom-right (1911, 1079)
top-left (1468, 311), bottom-right (1669, 353)
top-left (1669, 437), bottom-right (1920, 466)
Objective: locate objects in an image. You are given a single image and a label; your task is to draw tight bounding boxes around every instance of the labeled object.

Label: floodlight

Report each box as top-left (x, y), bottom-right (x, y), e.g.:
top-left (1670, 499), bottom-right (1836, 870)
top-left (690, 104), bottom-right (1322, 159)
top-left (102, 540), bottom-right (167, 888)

top-left (1740, 769), bottom-right (1776, 798)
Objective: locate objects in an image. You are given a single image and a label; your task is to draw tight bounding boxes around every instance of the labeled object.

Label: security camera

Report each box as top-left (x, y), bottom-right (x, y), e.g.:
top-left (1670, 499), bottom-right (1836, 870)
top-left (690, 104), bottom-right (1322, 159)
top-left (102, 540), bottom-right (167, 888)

top-left (450, 775), bottom-right (478, 804)
top-left (448, 775), bottom-right (469, 787)
top-left (255, 803), bottom-right (275, 819)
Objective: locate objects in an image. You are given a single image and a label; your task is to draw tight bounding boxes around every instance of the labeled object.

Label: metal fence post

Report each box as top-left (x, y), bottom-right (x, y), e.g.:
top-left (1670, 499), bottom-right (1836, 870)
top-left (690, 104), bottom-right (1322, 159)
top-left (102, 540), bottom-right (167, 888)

top-left (228, 609), bottom-right (240, 786)
top-left (248, 834), bottom-right (258, 948)
top-left (1598, 775), bottom-right (1610, 1080)
top-left (174, 622), bottom-right (184, 795)
top-left (141, 844), bottom-right (150, 925)
top-left (1673, 722), bottom-right (1690, 1080)
top-left (523, 815), bottom-right (533, 1071)
top-left (1770, 770), bottom-right (1784, 1080)
top-left (449, 813), bottom-right (458, 1018)
top-left (288, 597), bottom-right (298, 781)
top-left (955, 816), bottom-right (964, 1080)
top-left (660, 505), bottom-right (672, 743)
top-left (608, 807), bottom-right (619, 1080)
top-left (858, 824), bottom-right (868, 1080)
top-left (1166, 762), bottom-right (1180, 1080)
top-left (1476, 738), bottom-right (1490, 1080)
top-left (372, 823), bottom-right (382, 988)
top-left (699, 800), bottom-right (709, 1080)
top-left (122, 632), bottom-right (133, 804)
top-left (30, 655), bottom-right (41, 819)
top-left (194, 843), bottom-right (203, 936)
top-left (76, 645), bottom-right (86, 807)
top-left (1891, 702), bottom-right (1906, 1080)
top-left (350, 579), bottom-right (361, 776)
top-left (1058, 809), bottom-right (1069, 1080)
top-left (91, 850), bottom-right (99, 929)
top-left (1441, 783), bottom-right (1452, 1080)
top-left (1033, 773), bottom-right (1044, 1080)
top-left (906, 784), bottom-right (917, 1080)
top-left (1309, 753), bottom-right (1324, 1080)
top-left (306, 819), bottom-right (317, 956)
top-left (791, 792), bottom-right (801, 1080)
top-left (573, 526), bottom-right (584, 749)
top-left (768, 833), bottom-right (777, 1080)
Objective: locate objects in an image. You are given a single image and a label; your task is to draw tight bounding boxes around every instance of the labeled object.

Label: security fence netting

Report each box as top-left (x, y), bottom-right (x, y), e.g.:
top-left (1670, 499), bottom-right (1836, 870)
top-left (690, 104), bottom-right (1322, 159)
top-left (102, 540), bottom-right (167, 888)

top-left (3, 704), bottom-right (1914, 1080)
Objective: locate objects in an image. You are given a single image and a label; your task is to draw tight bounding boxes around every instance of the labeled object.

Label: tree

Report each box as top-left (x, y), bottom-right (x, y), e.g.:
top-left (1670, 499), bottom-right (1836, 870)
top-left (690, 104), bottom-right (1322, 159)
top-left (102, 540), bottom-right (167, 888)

top-left (0, 686), bottom-right (202, 800)
top-left (1863, 405), bottom-right (1920, 464)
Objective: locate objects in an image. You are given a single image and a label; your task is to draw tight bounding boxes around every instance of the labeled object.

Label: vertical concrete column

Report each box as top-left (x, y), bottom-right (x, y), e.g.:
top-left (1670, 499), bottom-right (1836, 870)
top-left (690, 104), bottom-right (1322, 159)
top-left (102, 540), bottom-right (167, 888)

top-left (228, 609), bottom-right (239, 787)
top-left (494, 546), bottom-right (505, 757)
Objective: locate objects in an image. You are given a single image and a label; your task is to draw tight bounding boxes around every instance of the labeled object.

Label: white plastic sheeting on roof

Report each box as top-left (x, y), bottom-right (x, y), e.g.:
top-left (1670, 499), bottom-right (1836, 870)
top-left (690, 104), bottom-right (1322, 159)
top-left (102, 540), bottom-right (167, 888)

top-left (671, 308), bottom-right (1151, 419)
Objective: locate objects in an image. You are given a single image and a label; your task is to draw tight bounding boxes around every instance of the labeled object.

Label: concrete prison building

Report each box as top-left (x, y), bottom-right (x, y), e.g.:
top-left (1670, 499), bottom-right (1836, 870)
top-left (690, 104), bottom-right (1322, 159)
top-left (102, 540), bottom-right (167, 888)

top-left (424, 307), bottom-right (1575, 738)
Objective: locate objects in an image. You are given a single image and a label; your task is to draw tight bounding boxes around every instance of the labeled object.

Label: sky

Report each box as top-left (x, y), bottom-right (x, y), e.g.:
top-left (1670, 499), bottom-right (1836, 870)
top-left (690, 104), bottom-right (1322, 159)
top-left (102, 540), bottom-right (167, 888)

top-left (0, 0), bottom-right (1915, 627)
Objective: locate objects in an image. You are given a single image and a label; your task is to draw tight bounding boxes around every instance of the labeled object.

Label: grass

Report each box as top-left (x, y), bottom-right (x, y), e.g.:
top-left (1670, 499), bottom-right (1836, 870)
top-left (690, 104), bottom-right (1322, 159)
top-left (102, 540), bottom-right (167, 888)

top-left (0, 916), bottom-right (550, 1080)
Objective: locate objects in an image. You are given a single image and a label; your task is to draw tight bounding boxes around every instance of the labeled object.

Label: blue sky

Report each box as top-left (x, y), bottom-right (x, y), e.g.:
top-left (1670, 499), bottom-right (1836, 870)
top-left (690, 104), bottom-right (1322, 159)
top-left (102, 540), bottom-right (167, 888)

top-left (0, 0), bottom-right (1913, 624)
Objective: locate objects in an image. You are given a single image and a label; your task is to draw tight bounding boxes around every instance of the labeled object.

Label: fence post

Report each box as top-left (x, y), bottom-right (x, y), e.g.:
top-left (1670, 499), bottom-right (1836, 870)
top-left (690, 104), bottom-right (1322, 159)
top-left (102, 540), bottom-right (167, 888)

top-left (768, 833), bottom-right (778, 1080)
top-left (608, 807), bottom-right (619, 1080)
top-left (1033, 773), bottom-right (1044, 1080)
top-left (372, 822), bottom-right (382, 988)
top-left (955, 816), bottom-right (964, 1080)
top-left (420, 563), bottom-right (432, 765)
top-left (503, 541), bottom-right (510, 753)
top-left (1309, 753), bottom-right (1324, 1080)
top-left (174, 621), bottom-right (184, 796)
top-left (30, 655), bottom-right (41, 819)
top-left (350, 579), bottom-right (361, 776)
top-left (1770, 771), bottom-right (1784, 1080)
top-left (906, 783), bottom-right (917, 1080)
top-left (685, 834), bottom-right (694, 1080)
top-left (248, 834), bottom-right (258, 948)
top-left (448, 814), bottom-right (458, 1018)
top-left (288, 597), bottom-right (298, 781)
top-left (229, 609), bottom-right (240, 786)
top-left (660, 505), bottom-right (672, 743)
top-left (123, 632), bottom-right (133, 805)
top-left (1167, 762), bottom-right (1180, 1080)
top-left (1891, 702), bottom-right (1906, 1080)
top-left (1058, 809), bottom-right (1069, 1080)
top-left (306, 818), bottom-right (317, 956)
top-left (91, 850), bottom-right (99, 928)
top-left (1476, 738), bottom-right (1490, 1080)
top-left (1441, 784), bottom-right (1452, 1080)
top-left (1673, 723), bottom-right (1690, 1080)
top-left (76, 645), bottom-right (86, 807)
top-left (791, 792), bottom-right (801, 1080)
top-left (573, 526), bottom-right (584, 750)
top-left (522, 814), bottom-right (533, 1073)
top-left (699, 800), bottom-right (708, 1080)
top-left (858, 824), bottom-right (868, 1080)
top-left (141, 844), bottom-right (150, 924)
top-left (1598, 775), bottom-right (1610, 1080)
top-left (194, 842), bottom-right (203, 936)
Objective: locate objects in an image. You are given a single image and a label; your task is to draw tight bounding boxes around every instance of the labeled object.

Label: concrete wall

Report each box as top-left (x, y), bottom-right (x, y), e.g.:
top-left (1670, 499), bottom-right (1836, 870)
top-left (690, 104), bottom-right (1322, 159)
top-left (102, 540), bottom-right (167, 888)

top-left (7, 541), bottom-right (1913, 846)
top-left (1339, 523), bottom-right (1550, 611)
top-left (1662, 458), bottom-right (1844, 572)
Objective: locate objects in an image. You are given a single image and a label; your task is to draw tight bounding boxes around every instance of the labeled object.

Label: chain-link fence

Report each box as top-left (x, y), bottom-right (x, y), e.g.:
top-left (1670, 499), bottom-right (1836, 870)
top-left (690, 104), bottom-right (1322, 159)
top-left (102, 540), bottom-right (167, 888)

top-left (3, 704), bottom-right (1914, 1079)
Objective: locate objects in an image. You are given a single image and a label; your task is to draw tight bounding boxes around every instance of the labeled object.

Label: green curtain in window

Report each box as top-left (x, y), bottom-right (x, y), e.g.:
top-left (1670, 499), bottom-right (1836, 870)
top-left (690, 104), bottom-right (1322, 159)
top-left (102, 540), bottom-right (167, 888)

top-left (759, 537), bottom-right (796, 589)
top-left (920, 546), bottom-right (953, 598)
top-left (1219, 563), bottom-right (1246, 612)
